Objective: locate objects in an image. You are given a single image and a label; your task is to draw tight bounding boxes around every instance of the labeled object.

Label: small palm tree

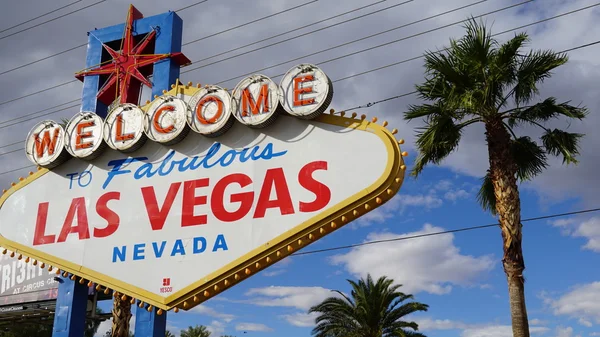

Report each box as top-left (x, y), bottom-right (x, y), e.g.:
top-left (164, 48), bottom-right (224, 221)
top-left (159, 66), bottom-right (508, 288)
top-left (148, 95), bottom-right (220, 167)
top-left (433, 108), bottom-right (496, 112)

top-left (180, 325), bottom-right (211, 337)
top-left (309, 274), bottom-right (428, 337)
top-left (165, 331), bottom-right (176, 337)
top-left (404, 18), bottom-right (587, 337)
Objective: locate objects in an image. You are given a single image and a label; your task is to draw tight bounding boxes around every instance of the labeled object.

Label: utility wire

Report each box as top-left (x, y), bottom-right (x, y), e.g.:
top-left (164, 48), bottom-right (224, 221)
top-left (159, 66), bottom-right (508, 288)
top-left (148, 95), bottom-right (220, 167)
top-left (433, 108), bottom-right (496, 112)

top-left (0, 37), bottom-right (598, 178)
top-left (0, 148), bottom-right (22, 158)
top-left (0, 0), bottom-right (312, 77)
top-left (0, 99), bottom-right (80, 127)
top-left (173, 0), bottom-right (209, 12)
top-left (0, 165), bottom-right (36, 178)
top-left (184, 0), bottom-right (418, 70)
top-left (0, 103), bottom-right (80, 130)
top-left (0, 0), bottom-right (84, 34)
top-left (182, 0), bottom-right (319, 46)
top-left (0, 0), bottom-right (321, 106)
top-left (291, 207), bottom-right (600, 256)
top-left (194, 0), bottom-right (391, 64)
top-left (0, 0), bottom-right (108, 41)
top-left (210, 0), bottom-right (530, 85)
top-left (0, 0), bottom-right (493, 107)
top-left (0, 5), bottom-right (597, 153)
top-left (0, 140), bottom-right (23, 150)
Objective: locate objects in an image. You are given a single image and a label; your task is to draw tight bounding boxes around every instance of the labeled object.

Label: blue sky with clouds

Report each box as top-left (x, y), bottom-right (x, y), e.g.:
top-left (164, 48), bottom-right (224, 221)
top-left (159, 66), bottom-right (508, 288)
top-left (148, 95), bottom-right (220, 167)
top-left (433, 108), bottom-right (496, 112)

top-left (0, 0), bottom-right (599, 337)
top-left (94, 165), bottom-right (600, 337)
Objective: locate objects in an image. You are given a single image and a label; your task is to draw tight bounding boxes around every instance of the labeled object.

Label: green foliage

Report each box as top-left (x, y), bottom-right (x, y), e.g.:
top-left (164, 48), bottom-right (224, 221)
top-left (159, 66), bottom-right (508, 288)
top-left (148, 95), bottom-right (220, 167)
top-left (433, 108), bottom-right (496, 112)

top-left (404, 17), bottom-right (588, 212)
top-left (180, 325), bottom-right (211, 337)
top-left (309, 274), bottom-right (429, 337)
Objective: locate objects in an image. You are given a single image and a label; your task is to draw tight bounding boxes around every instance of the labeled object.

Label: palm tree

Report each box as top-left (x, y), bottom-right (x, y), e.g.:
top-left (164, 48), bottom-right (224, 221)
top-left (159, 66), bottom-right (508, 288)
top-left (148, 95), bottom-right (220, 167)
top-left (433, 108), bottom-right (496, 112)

top-left (110, 294), bottom-right (132, 337)
top-left (404, 18), bottom-right (587, 337)
top-left (309, 274), bottom-right (429, 337)
top-left (166, 331), bottom-right (176, 337)
top-left (180, 325), bottom-right (211, 337)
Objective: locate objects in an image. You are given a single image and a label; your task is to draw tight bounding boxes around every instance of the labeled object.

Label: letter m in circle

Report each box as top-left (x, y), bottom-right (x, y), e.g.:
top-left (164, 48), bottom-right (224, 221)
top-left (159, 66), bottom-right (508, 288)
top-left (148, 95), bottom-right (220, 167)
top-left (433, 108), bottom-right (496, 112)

top-left (241, 84), bottom-right (270, 116)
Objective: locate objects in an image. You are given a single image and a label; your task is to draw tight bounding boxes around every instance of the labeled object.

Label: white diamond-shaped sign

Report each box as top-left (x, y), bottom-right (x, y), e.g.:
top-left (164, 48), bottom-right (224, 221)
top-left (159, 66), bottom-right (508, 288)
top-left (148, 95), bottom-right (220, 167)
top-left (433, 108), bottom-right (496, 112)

top-left (0, 101), bottom-right (405, 312)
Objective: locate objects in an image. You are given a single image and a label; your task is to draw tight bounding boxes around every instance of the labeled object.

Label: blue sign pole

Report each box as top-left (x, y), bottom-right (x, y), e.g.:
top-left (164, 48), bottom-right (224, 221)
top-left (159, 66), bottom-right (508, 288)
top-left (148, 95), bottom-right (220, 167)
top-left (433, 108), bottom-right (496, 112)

top-left (54, 4), bottom-right (189, 336)
top-left (52, 275), bottom-right (88, 337)
top-left (135, 303), bottom-right (167, 337)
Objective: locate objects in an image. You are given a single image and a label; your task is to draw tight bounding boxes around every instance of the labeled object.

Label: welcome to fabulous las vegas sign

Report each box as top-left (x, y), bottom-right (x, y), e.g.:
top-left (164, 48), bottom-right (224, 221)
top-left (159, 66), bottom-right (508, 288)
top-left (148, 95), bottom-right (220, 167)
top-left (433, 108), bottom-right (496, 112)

top-left (0, 6), bottom-right (408, 313)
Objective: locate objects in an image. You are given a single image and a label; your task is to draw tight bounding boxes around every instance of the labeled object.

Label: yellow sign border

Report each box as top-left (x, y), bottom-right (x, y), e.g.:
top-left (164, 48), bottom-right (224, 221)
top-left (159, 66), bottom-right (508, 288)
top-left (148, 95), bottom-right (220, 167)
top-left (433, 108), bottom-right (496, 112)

top-left (0, 106), bottom-right (406, 312)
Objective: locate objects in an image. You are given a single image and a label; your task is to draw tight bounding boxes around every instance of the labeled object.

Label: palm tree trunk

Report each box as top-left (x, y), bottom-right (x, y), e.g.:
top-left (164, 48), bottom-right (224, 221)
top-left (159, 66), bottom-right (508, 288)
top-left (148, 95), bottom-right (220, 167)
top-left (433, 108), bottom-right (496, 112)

top-left (111, 293), bottom-right (132, 337)
top-left (484, 118), bottom-right (530, 337)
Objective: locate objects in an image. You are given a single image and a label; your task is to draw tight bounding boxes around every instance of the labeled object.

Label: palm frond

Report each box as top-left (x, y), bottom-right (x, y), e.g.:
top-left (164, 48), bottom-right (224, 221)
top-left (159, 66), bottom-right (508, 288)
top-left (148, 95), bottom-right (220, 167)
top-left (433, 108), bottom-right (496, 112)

top-left (513, 50), bottom-right (568, 106)
top-left (454, 17), bottom-right (496, 70)
top-left (511, 136), bottom-right (548, 181)
top-left (541, 128), bottom-right (584, 164)
top-left (477, 172), bottom-right (497, 215)
top-left (410, 114), bottom-right (467, 177)
top-left (492, 32), bottom-right (529, 108)
top-left (506, 97), bottom-right (588, 127)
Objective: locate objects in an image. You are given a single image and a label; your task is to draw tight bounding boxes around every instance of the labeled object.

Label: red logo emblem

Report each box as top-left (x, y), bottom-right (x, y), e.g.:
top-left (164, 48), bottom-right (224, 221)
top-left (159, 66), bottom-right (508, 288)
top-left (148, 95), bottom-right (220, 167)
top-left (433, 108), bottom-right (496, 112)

top-left (162, 278), bottom-right (170, 286)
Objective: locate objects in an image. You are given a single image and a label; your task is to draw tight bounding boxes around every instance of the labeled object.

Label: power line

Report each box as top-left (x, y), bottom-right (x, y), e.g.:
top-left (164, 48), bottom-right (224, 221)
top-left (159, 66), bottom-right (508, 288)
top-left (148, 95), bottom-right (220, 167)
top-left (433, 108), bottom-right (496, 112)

top-left (0, 0), bottom-right (84, 34)
top-left (0, 0), bottom-right (321, 106)
top-left (0, 81), bottom-right (78, 107)
top-left (0, 140), bottom-right (23, 150)
top-left (0, 6), bottom-right (597, 160)
top-left (0, 103), bottom-right (80, 130)
top-left (0, 0), bottom-right (490, 107)
top-left (194, 0), bottom-right (391, 65)
top-left (183, 0), bottom-right (418, 71)
top-left (229, 0), bottom-right (600, 86)
top-left (0, 99), bottom-right (80, 127)
top-left (173, 0), bottom-right (209, 13)
top-left (339, 14), bottom-right (600, 111)
top-left (0, 148), bottom-right (22, 158)
top-left (210, 0), bottom-right (529, 86)
top-left (340, 39), bottom-right (600, 111)
top-left (0, 0), bottom-right (211, 77)
top-left (0, 36), bottom-right (597, 177)
top-left (0, 0), bottom-right (108, 41)
top-left (0, 165), bottom-right (36, 178)
top-left (182, 0), bottom-right (319, 46)
top-left (291, 207), bottom-right (600, 256)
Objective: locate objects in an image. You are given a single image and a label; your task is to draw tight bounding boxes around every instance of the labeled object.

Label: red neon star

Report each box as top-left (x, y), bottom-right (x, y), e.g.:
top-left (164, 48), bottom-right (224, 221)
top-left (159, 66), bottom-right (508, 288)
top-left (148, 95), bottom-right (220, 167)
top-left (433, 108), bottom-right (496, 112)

top-left (75, 5), bottom-right (190, 106)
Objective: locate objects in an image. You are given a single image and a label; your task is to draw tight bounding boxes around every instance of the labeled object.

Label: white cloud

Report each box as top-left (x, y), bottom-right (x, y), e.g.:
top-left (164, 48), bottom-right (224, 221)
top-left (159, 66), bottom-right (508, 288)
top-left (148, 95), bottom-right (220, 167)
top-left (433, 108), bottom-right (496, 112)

top-left (207, 320), bottom-right (226, 336)
top-left (415, 317), bottom-right (468, 330)
top-left (579, 318), bottom-right (593, 328)
top-left (461, 325), bottom-right (550, 337)
top-left (415, 318), bottom-right (551, 337)
top-left (280, 312), bottom-right (319, 327)
top-left (548, 282), bottom-right (600, 325)
top-left (556, 326), bottom-right (574, 337)
top-left (444, 189), bottom-right (470, 202)
top-left (552, 217), bottom-right (600, 252)
top-left (262, 269), bottom-right (286, 277)
top-left (531, 319), bottom-right (548, 325)
top-left (95, 319), bottom-right (112, 337)
top-left (244, 286), bottom-right (338, 310)
top-left (235, 322), bottom-right (274, 332)
top-left (354, 193), bottom-right (443, 227)
top-left (330, 224), bottom-right (495, 294)
top-left (191, 304), bottom-right (235, 322)
top-left (435, 180), bottom-right (454, 191)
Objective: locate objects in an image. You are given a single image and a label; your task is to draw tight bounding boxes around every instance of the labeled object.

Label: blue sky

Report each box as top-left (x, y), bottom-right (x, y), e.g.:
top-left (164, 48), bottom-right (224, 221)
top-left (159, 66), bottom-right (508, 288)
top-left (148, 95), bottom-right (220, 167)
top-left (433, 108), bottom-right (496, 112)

top-left (0, 0), bottom-right (599, 336)
top-left (93, 163), bottom-right (600, 337)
